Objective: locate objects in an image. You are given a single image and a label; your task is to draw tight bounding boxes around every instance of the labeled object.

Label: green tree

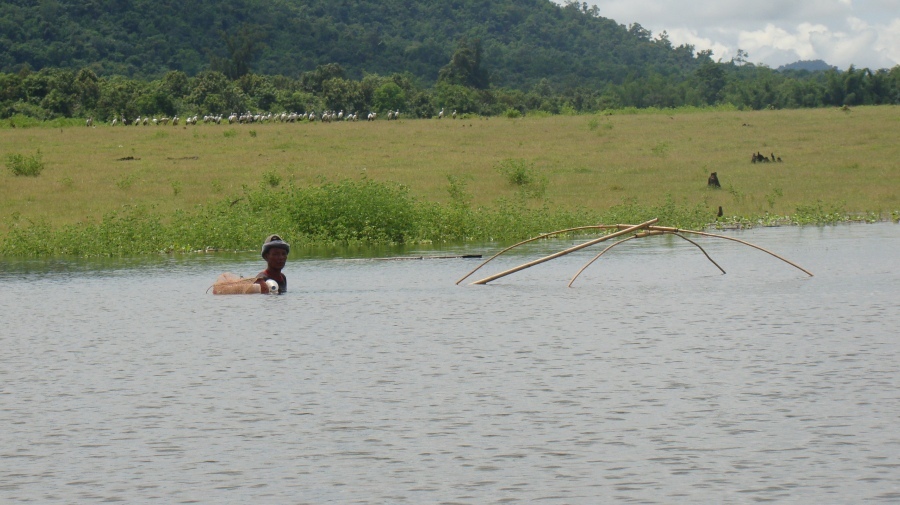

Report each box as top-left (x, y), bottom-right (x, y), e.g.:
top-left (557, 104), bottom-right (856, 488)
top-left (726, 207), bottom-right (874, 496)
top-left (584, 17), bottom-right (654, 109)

top-left (160, 71), bottom-right (189, 98)
top-left (209, 24), bottom-right (267, 80)
top-left (322, 77), bottom-right (364, 113)
top-left (95, 76), bottom-right (146, 120)
top-left (433, 82), bottom-right (480, 114)
top-left (301, 64), bottom-right (346, 93)
top-left (438, 38), bottom-right (490, 90)
top-left (74, 68), bottom-right (100, 111)
top-left (277, 90), bottom-right (320, 113)
top-left (186, 71), bottom-right (246, 114)
top-left (695, 62), bottom-right (726, 105)
top-left (373, 82), bottom-right (406, 112)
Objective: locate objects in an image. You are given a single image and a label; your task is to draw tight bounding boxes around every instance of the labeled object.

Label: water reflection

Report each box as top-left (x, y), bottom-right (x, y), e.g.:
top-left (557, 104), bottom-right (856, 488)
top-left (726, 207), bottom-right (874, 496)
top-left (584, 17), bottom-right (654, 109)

top-left (1, 223), bottom-right (898, 503)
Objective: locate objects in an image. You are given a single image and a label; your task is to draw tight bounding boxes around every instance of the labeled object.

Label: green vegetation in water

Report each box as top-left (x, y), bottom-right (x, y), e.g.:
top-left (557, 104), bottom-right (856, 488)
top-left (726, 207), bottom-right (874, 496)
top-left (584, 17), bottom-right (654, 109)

top-left (0, 178), bottom-right (699, 256)
top-left (0, 177), bottom-right (879, 257)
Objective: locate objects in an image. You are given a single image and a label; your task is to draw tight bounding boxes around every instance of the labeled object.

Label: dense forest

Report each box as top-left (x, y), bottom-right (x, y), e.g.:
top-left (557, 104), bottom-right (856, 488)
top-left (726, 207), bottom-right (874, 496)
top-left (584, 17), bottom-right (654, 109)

top-left (1, 0), bottom-right (898, 121)
top-left (0, 0), bottom-right (700, 87)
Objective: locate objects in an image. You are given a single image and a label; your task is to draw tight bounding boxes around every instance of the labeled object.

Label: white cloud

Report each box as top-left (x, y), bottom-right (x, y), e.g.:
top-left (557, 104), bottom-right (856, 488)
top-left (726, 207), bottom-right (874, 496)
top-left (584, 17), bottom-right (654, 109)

top-left (558, 0), bottom-right (900, 69)
top-left (875, 18), bottom-right (900, 65)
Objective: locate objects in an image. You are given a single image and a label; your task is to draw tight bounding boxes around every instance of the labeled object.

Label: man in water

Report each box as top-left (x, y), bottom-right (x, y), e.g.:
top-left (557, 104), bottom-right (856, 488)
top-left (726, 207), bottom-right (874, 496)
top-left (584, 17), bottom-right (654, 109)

top-left (256, 234), bottom-right (289, 293)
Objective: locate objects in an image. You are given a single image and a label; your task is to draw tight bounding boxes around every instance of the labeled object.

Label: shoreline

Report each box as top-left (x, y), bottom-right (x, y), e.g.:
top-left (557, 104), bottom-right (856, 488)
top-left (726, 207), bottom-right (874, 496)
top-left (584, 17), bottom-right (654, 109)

top-left (2, 108), bottom-right (897, 256)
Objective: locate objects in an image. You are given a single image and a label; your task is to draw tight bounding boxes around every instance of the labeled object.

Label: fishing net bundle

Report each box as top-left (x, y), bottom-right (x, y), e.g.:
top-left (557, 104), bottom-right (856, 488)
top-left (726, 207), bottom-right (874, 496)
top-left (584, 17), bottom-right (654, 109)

top-left (209, 272), bottom-right (261, 294)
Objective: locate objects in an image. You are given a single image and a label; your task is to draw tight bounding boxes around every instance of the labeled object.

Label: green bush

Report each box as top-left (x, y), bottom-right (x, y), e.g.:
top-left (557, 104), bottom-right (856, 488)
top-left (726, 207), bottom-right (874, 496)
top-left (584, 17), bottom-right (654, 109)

top-left (6, 150), bottom-right (45, 176)
top-left (262, 170), bottom-right (281, 187)
top-left (495, 158), bottom-right (547, 199)
top-left (289, 179), bottom-right (419, 243)
top-left (0, 178), bottom-right (731, 257)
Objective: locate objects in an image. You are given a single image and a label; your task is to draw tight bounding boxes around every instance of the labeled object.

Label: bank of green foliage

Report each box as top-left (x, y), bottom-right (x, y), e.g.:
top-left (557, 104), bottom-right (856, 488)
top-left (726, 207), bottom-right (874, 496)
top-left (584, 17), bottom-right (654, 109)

top-left (0, 0), bottom-right (698, 88)
top-left (1, 0), bottom-right (899, 121)
top-left (1, 62), bottom-right (898, 124)
top-left (0, 178), bottom-right (706, 257)
top-left (1, 178), bottom-right (873, 257)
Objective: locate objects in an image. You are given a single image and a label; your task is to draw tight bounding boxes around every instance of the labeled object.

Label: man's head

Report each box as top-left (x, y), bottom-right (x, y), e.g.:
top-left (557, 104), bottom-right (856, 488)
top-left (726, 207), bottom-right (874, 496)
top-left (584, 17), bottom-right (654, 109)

top-left (261, 234), bottom-right (290, 259)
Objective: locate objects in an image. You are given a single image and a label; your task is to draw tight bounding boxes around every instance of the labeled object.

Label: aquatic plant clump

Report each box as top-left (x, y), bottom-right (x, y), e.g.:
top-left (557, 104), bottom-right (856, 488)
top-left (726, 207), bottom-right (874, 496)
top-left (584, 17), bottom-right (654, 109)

top-left (0, 178), bottom-right (724, 257)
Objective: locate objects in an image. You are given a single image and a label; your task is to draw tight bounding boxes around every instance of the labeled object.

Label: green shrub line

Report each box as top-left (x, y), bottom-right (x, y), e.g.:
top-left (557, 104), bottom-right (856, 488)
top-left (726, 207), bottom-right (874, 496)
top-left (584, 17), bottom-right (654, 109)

top-left (0, 178), bottom-right (894, 257)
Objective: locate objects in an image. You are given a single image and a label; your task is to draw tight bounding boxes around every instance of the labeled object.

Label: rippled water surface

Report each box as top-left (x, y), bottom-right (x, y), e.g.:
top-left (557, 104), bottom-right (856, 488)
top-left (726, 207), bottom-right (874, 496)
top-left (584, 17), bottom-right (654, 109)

top-left (1, 223), bottom-right (898, 504)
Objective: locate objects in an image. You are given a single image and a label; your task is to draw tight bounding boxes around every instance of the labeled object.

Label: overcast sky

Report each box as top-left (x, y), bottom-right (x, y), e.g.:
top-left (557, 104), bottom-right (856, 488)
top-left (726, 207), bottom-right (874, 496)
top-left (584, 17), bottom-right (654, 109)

top-left (562, 0), bottom-right (900, 69)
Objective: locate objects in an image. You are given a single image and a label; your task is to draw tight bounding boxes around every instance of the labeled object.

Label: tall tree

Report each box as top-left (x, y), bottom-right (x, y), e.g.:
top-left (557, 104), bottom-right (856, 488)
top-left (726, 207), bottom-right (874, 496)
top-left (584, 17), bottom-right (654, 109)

top-left (210, 24), bottom-right (266, 80)
top-left (438, 38), bottom-right (490, 90)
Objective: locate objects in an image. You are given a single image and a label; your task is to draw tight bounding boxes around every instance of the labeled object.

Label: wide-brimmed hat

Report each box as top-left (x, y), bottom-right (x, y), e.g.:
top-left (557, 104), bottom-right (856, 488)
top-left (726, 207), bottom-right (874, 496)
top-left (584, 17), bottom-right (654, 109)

top-left (261, 234), bottom-right (290, 258)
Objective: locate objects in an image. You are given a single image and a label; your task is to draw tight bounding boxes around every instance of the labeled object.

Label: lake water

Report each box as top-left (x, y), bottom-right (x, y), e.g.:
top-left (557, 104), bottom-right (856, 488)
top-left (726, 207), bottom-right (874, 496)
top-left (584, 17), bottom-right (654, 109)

top-left (1, 223), bottom-right (898, 504)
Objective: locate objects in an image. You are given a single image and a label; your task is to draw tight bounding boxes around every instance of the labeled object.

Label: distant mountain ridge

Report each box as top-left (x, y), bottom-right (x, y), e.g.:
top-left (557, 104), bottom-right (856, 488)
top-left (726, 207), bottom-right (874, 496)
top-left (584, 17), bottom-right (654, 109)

top-left (777, 60), bottom-right (836, 72)
top-left (0, 0), bottom-right (708, 89)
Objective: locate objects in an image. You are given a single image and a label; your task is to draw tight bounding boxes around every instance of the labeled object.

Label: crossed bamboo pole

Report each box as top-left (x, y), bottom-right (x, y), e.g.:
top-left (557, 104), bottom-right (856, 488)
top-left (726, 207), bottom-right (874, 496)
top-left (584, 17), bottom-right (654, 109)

top-left (458, 219), bottom-right (813, 286)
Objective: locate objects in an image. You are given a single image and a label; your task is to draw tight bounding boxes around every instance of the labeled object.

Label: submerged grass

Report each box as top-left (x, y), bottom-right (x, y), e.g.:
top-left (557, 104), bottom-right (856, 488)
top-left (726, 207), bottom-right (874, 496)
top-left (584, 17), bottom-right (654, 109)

top-left (0, 106), bottom-right (898, 256)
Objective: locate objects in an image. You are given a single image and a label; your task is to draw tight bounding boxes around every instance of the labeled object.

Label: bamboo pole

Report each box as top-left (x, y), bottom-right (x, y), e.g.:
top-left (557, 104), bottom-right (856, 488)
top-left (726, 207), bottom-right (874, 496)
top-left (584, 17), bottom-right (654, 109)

top-left (669, 232), bottom-right (727, 275)
top-left (566, 230), bottom-right (727, 287)
top-left (455, 224), bottom-right (621, 285)
top-left (567, 235), bottom-right (641, 288)
top-left (470, 219), bottom-right (658, 285)
top-left (648, 226), bottom-right (814, 277)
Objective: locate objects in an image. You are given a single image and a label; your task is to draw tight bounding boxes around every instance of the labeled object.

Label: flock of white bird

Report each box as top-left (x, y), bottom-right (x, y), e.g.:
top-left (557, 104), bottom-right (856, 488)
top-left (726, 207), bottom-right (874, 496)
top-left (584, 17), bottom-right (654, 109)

top-left (91, 107), bottom-right (461, 127)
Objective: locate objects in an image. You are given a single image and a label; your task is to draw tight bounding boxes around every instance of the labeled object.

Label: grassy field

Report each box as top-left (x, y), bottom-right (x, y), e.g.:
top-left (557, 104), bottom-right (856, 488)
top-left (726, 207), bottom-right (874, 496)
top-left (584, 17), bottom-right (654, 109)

top-left (1, 106), bottom-right (898, 236)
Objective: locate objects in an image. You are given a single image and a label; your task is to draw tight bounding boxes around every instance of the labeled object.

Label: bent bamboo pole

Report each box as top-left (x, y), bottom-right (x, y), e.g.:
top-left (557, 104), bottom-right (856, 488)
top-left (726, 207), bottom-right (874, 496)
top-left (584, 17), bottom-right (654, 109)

top-left (455, 224), bottom-right (620, 285)
top-left (670, 232), bottom-right (727, 275)
top-left (471, 219), bottom-right (657, 285)
top-left (649, 226), bottom-right (814, 277)
top-left (567, 234), bottom-right (641, 288)
top-left (567, 230), bottom-right (728, 287)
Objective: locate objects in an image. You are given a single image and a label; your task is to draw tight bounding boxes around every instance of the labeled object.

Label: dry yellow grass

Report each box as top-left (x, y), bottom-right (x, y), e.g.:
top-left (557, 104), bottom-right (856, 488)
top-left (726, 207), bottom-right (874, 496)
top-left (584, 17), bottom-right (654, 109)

top-left (1, 105), bottom-right (897, 234)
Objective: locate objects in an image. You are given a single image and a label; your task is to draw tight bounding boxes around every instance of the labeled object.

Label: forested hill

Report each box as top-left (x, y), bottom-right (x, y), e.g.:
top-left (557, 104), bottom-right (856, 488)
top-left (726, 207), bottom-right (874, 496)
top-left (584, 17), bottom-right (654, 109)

top-left (0, 0), bottom-right (702, 88)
